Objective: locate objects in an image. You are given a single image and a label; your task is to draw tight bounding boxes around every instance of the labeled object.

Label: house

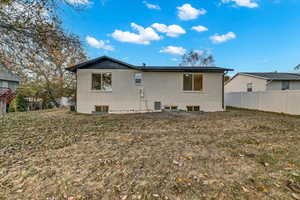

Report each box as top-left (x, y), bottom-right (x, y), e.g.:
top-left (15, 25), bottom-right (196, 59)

top-left (66, 56), bottom-right (233, 114)
top-left (225, 72), bottom-right (300, 93)
top-left (0, 64), bottom-right (20, 115)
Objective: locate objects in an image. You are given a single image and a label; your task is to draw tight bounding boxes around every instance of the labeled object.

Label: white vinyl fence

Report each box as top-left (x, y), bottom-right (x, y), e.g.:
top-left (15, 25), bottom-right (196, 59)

top-left (225, 90), bottom-right (300, 115)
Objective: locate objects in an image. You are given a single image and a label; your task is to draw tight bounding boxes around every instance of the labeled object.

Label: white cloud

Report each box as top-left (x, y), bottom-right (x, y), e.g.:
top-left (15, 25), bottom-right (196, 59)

top-left (192, 25), bottom-right (208, 32)
top-left (85, 36), bottom-right (114, 51)
top-left (151, 23), bottom-right (186, 37)
top-left (143, 1), bottom-right (161, 10)
top-left (221, 0), bottom-right (258, 8)
top-left (160, 46), bottom-right (186, 55)
top-left (210, 32), bottom-right (236, 44)
top-left (171, 58), bottom-right (179, 62)
top-left (177, 4), bottom-right (206, 21)
top-left (65, 0), bottom-right (91, 5)
top-left (111, 23), bottom-right (162, 45)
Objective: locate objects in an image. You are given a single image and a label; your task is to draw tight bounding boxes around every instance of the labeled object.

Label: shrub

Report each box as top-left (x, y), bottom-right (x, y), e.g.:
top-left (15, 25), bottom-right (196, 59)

top-left (15, 94), bottom-right (27, 112)
top-left (8, 98), bottom-right (16, 112)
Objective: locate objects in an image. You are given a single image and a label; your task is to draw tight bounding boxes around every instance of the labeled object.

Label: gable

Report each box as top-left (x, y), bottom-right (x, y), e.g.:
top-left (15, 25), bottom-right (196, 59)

top-left (67, 56), bottom-right (233, 73)
top-left (82, 60), bottom-right (134, 70)
top-left (225, 74), bottom-right (267, 92)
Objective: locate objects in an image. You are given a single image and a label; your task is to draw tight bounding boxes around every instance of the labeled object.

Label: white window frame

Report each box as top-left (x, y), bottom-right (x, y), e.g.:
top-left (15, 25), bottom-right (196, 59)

top-left (134, 73), bottom-right (143, 85)
top-left (183, 73), bottom-right (203, 92)
top-left (91, 72), bottom-right (112, 92)
top-left (247, 83), bottom-right (253, 92)
top-left (281, 81), bottom-right (290, 90)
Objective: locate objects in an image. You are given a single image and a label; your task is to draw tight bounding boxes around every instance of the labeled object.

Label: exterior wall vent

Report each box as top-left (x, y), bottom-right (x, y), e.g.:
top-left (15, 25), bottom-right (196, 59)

top-left (154, 101), bottom-right (161, 110)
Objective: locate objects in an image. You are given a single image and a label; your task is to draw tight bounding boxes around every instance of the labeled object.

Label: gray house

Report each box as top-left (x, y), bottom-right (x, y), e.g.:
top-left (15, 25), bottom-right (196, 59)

top-left (225, 72), bottom-right (300, 92)
top-left (0, 64), bottom-right (20, 115)
top-left (67, 56), bottom-right (233, 114)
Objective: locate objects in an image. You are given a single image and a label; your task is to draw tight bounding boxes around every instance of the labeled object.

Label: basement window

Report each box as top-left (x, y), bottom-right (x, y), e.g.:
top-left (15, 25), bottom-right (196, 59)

top-left (186, 106), bottom-right (200, 112)
top-left (164, 106), bottom-right (178, 111)
top-left (95, 105), bottom-right (109, 113)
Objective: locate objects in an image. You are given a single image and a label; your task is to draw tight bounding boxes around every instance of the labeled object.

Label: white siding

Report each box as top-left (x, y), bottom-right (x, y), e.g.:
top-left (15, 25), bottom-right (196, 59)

top-left (225, 74), bottom-right (267, 92)
top-left (77, 69), bottom-right (224, 114)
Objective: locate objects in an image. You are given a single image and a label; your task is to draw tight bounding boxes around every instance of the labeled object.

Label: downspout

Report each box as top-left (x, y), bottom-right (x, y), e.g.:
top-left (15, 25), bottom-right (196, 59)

top-left (222, 73), bottom-right (225, 110)
top-left (222, 71), bottom-right (229, 110)
top-left (75, 70), bottom-right (78, 112)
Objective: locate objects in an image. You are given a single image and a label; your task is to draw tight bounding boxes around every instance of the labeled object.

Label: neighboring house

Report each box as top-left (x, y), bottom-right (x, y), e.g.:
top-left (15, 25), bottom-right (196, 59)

top-left (225, 72), bottom-right (300, 93)
top-left (0, 64), bottom-right (20, 115)
top-left (66, 56), bottom-right (233, 114)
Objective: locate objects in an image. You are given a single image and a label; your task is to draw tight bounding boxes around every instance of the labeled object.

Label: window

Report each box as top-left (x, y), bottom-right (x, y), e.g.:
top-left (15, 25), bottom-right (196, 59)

top-left (164, 106), bottom-right (170, 110)
top-left (92, 73), bottom-right (112, 91)
top-left (95, 105), bottom-right (109, 113)
top-left (186, 106), bottom-right (201, 112)
top-left (193, 106), bottom-right (200, 111)
top-left (8, 82), bottom-right (18, 91)
top-left (183, 73), bottom-right (203, 91)
top-left (154, 101), bottom-right (161, 110)
top-left (187, 106), bottom-right (193, 112)
top-left (134, 73), bottom-right (142, 85)
top-left (281, 81), bottom-right (290, 90)
top-left (247, 83), bottom-right (253, 92)
top-left (183, 74), bottom-right (193, 91)
top-left (171, 106), bottom-right (178, 110)
top-left (0, 81), bottom-right (8, 88)
top-left (164, 106), bottom-right (178, 111)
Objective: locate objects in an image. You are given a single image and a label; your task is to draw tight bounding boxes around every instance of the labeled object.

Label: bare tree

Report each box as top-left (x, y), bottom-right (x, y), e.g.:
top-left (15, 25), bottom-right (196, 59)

top-left (180, 50), bottom-right (215, 67)
top-left (0, 0), bottom-right (87, 107)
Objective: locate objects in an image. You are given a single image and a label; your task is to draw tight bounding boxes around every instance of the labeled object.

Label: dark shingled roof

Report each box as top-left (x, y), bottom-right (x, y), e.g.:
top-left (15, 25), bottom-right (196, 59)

top-left (66, 56), bottom-right (233, 73)
top-left (241, 72), bottom-right (300, 81)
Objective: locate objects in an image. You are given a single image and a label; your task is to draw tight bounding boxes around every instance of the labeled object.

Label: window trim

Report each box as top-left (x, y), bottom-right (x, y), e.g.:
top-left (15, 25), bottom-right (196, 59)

top-left (186, 105), bottom-right (201, 112)
top-left (94, 105), bottom-right (109, 113)
top-left (134, 73), bottom-right (143, 85)
top-left (154, 101), bottom-right (161, 110)
top-left (183, 73), bottom-right (203, 92)
top-left (281, 80), bottom-right (290, 90)
top-left (247, 83), bottom-right (253, 92)
top-left (164, 105), bottom-right (178, 111)
top-left (91, 72), bottom-right (112, 92)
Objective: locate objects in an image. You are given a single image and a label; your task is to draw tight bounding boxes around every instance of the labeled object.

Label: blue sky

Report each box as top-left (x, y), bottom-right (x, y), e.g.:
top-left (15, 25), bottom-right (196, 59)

top-left (59, 0), bottom-right (300, 75)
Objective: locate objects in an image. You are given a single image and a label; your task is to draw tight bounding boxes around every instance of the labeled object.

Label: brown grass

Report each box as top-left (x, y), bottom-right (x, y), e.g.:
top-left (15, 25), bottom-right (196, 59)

top-left (1, 108), bottom-right (300, 200)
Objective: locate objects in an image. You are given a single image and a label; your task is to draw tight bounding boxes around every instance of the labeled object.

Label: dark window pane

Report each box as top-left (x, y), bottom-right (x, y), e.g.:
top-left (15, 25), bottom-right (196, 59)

top-left (102, 73), bottom-right (112, 91)
top-left (187, 106), bottom-right (193, 112)
top-left (92, 74), bottom-right (102, 90)
top-left (194, 74), bottom-right (203, 91)
top-left (282, 81), bottom-right (290, 90)
top-left (183, 74), bottom-right (193, 91)
top-left (194, 106), bottom-right (200, 111)
top-left (154, 102), bottom-right (161, 110)
top-left (171, 106), bottom-right (178, 110)
top-left (247, 83), bottom-right (253, 92)
top-left (95, 106), bottom-right (102, 112)
top-left (95, 105), bottom-right (109, 113)
top-left (102, 106), bottom-right (109, 112)
top-left (134, 73), bottom-right (142, 85)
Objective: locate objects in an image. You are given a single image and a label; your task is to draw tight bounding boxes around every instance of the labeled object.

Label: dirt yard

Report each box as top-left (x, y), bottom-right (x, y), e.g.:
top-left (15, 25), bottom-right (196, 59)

top-left (1, 108), bottom-right (300, 200)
